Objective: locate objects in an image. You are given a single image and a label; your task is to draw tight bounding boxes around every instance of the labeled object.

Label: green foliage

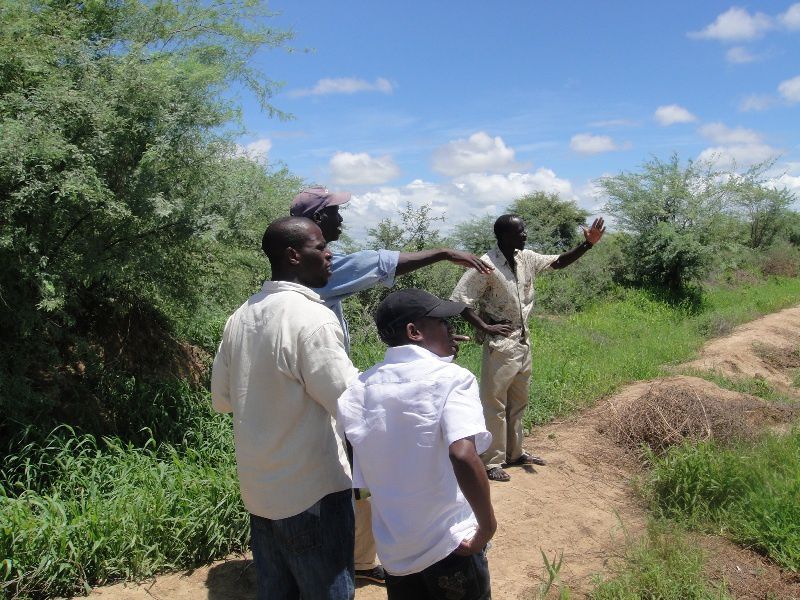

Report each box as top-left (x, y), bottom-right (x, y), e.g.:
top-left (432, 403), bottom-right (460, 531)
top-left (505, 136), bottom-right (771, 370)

top-left (0, 0), bottom-right (295, 434)
top-left (645, 430), bottom-right (800, 571)
top-left (508, 191), bottom-right (590, 253)
top-left (535, 234), bottom-right (625, 314)
top-left (590, 523), bottom-right (730, 599)
top-left (723, 161), bottom-right (795, 249)
top-left (600, 154), bottom-right (725, 294)
top-left (1, 388), bottom-right (247, 599)
top-left (452, 214), bottom-right (496, 255)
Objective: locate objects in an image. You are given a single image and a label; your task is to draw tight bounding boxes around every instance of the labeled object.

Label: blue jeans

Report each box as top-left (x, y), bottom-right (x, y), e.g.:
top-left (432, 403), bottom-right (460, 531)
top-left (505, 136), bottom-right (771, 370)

top-left (385, 549), bottom-right (491, 600)
top-left (249, 489), bottom-right (355, 600)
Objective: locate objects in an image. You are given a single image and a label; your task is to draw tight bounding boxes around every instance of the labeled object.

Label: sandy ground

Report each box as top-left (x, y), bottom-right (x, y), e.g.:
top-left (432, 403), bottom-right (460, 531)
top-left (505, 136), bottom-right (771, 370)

top-left (83, 306), bottom-right (800, 600)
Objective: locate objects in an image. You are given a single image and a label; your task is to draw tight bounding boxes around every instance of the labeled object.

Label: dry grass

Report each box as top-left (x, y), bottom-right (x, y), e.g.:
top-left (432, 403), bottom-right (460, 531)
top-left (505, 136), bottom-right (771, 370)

top-left (599, 379), bottom-right (799, 458)
top-left (752, 342), bottom-right (800, 370)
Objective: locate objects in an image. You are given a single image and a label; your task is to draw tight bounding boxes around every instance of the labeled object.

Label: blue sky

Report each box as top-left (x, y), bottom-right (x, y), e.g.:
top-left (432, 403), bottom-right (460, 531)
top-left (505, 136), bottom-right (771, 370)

top-left (235, 1), bottom-right (800, 240)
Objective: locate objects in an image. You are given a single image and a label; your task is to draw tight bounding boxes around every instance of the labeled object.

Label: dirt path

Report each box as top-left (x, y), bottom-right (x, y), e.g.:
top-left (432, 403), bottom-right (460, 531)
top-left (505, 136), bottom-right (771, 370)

top-left (85, 306), bottom-right (800, 600)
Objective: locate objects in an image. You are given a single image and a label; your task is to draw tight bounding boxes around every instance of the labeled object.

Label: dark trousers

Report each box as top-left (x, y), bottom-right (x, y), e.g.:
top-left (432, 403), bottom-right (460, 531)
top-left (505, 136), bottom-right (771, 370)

top-left (386, 549), bottom-right (491, 600)
top-left (249, 489), bottom-right (355, 600)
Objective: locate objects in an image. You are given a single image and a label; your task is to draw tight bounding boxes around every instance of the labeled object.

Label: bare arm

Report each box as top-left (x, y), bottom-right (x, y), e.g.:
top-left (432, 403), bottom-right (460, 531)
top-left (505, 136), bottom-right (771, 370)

top-left (551, 217), bottom-right (606, 270)
top-left (396, 248), bottom-right (492, 277)
top-left (450, 437), bottom-right (496, 555)
top-left (460, 307), bottom-right (515, 338)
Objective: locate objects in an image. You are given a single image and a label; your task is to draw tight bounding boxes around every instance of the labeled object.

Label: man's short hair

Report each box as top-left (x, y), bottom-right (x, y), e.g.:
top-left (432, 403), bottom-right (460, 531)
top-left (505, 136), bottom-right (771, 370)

top-left (494, 214), bottom-right (522, 239)
top-left (261, 216), bottom-right (315, 268)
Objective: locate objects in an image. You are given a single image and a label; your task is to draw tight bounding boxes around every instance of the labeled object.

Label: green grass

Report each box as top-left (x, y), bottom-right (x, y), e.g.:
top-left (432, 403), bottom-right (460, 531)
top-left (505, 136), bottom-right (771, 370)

top-left (645, 429), bottom-right (800, 571)
top-left (0, 392), bottom-right (248, 599)
top-left (589, 523), bottom-right (730, 600)
top-left (680, 369), bottom-right (795, 404)
top-left (500, 277), bottom-right (800, 427)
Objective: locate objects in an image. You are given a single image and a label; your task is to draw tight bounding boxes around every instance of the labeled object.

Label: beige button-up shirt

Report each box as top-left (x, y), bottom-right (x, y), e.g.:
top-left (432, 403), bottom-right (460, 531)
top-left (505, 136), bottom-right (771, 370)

top-left (211, 280), bottom-right (359, 520)
top-left (450, 245), bottom-right (558, 355)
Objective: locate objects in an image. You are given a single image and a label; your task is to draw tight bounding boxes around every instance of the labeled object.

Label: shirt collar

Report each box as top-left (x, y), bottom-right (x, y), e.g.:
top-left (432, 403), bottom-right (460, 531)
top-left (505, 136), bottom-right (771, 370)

top-left (383, 344), bottom-right (454, 364)
top-left (490, 244), bottom-right (521, 267)
top-left (261, 280), bottom-right (325, 304)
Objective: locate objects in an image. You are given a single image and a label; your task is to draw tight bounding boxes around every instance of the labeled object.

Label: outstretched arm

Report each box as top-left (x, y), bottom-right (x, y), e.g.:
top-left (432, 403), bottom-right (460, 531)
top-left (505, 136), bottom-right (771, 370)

top-left (396, 248), bottom-right (492, 277)
top-left (450, 437), bottom-right (497, 555)
top-left (551, 217), bottom-right (606, 270)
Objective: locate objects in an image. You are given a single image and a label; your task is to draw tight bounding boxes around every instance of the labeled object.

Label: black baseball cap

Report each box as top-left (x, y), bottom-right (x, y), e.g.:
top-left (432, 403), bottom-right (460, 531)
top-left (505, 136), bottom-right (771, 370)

top-left (374, 288), bottom-right (466, 338)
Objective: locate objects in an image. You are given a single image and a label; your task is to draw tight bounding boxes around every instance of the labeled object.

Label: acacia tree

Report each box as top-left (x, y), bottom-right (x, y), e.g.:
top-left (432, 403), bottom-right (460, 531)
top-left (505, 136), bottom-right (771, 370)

top-left (722, 161), bottom-right (795, 249)
top-left (507, 191), bottom-right (590, 253)
top-left (0, 0), bottom-right (294, 420)
top-left (599, 154), bottom-right (725, 293)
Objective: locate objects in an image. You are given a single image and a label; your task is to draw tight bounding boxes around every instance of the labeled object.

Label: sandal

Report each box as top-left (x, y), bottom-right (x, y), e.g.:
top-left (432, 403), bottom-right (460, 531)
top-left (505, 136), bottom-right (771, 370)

top-left (486, 466), bottom-right (511, 482)
top-left (505, 452), bottom-right (547, 467)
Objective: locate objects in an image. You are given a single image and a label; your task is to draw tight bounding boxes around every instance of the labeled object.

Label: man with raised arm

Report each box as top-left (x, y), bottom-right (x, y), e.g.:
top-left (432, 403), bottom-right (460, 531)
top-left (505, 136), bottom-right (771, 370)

top-left (289, 186), bottom-right (493, 582)
top-left (338, 288), bottom-right (495, 599)
top-left (211, 216), bottom-right (359, 599)
top-left (451, 214), bottom-right (605, 482)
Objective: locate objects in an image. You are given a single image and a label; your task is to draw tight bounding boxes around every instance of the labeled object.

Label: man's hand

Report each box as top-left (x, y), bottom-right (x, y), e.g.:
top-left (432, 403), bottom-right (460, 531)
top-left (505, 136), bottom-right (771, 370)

top-left (483, 321), bottom-right (514, 338)
top-left (453, 525), bottom-right (495, 556)
top-left (446, 250), bottom-right (493, 274)
top-left (581, 217), bottom-right (606, 245)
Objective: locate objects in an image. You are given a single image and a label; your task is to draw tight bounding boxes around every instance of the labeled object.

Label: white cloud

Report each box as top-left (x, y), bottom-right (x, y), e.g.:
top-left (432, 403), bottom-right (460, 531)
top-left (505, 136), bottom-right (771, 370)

top-left (329, 152), bottom-right (400, 186)
top-left (340, 168), bottom-right (580, 241)
top-left (453, 170), bottom-right (574, 204)
top-left (771, 173), bottom-right (800, 196)
top-left (431, 132), bottom-right (519, 176)
top-left (699, 122), bottom-right (763, 145)
top-left (739, 94), bottom-right (776, 112)
top-left (569, 133), bottom-right (622, 154)
top-left (698, 144), bottom-right (778, 169)
top-left (726, 46), bottom-right (756, 63)
top-left (778, 75), bottom-right (800, 103)
top-left (697, 123), bottom-right (780, 169)
top-left (654, 104), bottom-right (697, 126)
top-left (779, 3), bottom-right (800, 29)
top-left (235, 138), bottom-right (272, 162)
top-left (290, 77), bottom-right (394, 97)
top-left (689, 7), bottom-right (772, 41)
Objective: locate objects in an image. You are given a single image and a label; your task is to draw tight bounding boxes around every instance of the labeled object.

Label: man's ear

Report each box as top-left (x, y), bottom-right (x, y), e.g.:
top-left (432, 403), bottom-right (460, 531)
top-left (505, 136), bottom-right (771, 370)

top-left (286, 246), bottom-right (301, 265)
top-left (312, 211), bottom-right (324, 224)
top-left (406, 322), bottom-right (423, 343)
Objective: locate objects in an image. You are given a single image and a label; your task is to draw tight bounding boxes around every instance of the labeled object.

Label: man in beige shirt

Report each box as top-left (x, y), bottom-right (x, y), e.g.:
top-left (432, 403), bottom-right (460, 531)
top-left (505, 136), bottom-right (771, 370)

top-left (211, 216), bottom-right (359, 599)
top-left (451, 214), bottom-right (605, 482)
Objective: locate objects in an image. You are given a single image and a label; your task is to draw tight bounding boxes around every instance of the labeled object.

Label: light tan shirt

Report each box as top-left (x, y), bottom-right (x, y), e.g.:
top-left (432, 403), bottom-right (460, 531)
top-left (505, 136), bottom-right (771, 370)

top-left (450, 245), bottom-right (558, 355)
top-left (211, 280), bottom-right (359, 520)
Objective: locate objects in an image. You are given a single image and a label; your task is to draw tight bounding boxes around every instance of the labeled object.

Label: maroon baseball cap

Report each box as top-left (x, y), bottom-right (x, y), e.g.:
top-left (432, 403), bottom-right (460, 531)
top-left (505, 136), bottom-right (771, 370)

top-left (289, 186), bottom-right (351, 218)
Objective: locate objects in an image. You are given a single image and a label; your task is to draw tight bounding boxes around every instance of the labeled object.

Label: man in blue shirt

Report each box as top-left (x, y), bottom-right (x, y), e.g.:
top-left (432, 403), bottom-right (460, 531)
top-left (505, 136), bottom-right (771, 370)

top-left (290, 186), bottom-right (492, 584)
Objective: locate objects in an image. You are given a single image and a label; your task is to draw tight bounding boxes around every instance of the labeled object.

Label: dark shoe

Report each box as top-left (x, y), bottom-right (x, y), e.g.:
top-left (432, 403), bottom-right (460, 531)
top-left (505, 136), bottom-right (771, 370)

top-left (355, 565), bottom-right (386, 584)
top-left (505, 452), bottom-right (547, 467)
top-left (486, 466), bottom-right (511, 482)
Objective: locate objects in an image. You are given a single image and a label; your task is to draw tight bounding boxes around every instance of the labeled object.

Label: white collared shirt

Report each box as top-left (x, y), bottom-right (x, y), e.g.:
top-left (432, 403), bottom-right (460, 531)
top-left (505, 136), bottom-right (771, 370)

top-left (450, 245), bottom-right (558, 354)
top-left (337, 345), bottom-right (491, 575)
top-left (211, 280), bottom-right (358, 520)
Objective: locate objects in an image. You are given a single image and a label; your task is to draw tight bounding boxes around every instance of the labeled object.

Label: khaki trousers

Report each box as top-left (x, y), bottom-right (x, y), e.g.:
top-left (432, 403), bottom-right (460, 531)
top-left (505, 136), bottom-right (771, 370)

top-left (479, 342), bottom-right (532, 469)
top-left (354, 496), bottom-right (378, 570)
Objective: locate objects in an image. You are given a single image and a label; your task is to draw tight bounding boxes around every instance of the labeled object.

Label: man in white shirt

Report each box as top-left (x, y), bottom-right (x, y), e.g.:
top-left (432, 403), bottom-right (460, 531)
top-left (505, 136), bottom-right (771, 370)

top-left (338, 289), bottom-right (496, 600)
top-left (211, 216), bottom-right (359, 600)
top-left (451, 214), bottom-right (605, 482)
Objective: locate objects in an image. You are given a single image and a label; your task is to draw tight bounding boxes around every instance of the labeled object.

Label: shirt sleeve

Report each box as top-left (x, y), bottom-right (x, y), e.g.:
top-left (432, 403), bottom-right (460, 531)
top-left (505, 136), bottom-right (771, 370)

top-left (440, 372), bottom-right (491, 455)
top-left (314, 250), bottom-right (400, 304)
top-left (210, 319), bottom-right (233, 414)
top-left (450, 267), bottom-right (488, 308)
top-left (297, 321), bottom-right (360, 416)
top-left (521, 249), bottom-right (559, 275)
